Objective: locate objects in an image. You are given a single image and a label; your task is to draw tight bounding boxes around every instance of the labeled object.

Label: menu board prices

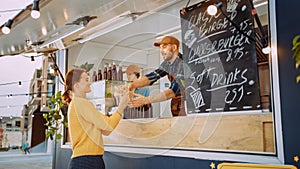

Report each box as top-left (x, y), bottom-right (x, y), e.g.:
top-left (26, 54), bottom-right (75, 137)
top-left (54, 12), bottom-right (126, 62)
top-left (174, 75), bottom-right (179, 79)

top-left (180, 0), bottom-right (261, 113)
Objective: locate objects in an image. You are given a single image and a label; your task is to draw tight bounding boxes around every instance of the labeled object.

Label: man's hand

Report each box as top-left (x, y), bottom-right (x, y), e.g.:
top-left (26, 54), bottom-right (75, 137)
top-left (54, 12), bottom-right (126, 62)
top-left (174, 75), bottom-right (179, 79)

top-left (129, 93), bottom-right (151, 108)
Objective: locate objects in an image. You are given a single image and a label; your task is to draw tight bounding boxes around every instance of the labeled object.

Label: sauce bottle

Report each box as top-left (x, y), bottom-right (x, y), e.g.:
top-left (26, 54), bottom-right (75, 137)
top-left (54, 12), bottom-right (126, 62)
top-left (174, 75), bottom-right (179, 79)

top-left (97, 69), bottom-right (102, 81)
top-left (103, 65), bottom-right (107, 80)
top-left (118, 64), bottom-right (123, 81)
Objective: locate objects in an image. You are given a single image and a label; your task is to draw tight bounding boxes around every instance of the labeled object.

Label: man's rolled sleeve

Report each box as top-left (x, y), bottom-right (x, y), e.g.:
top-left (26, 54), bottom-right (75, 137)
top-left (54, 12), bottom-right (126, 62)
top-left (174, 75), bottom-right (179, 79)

top-left (145, 67), bottom-right (168, 85)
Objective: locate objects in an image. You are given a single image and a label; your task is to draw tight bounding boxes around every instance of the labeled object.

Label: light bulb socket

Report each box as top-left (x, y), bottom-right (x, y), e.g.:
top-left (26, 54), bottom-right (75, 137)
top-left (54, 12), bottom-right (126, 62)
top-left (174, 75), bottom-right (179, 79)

top-left (32, 0), bottom-right (39, 11)
top-left (215, 2), bottom-right (223, 8)
top-left (2, 19), bottom-right (13, 34)
top-left (4, 19), bottom-right (13, 28)
top-left (31, 56), bottom-right (35, 61)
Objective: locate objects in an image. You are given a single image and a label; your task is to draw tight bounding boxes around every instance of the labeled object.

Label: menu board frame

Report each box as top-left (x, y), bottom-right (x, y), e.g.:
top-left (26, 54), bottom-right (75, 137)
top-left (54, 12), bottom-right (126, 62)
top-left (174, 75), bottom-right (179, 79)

top-left (180, 0), bottom-right (261, 114)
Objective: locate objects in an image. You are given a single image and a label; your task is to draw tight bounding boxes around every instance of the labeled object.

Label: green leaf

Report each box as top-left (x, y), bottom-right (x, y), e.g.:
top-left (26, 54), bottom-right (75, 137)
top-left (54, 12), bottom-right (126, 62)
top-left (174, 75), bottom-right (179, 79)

top-left (50, 95), bottom-right (55, 103)
top-left (293, 35), bottom-right (300, 46)
top-left (297, 75), bottom-right (300, 83)
top-left (63, 121), bottom-right (68, 127)
top-left (45, 122), bottom-right (50, 126)
top-left (74, 62), bottom-right (94, 72)
top-left (49, 111), bottom-right (54, 116)
top-left (293, 48), bottom-right (300, 58)
top-left (54, 114), bottom-right (62, 120)
top-left (56, 134), bottom-right (62, 140)
top-left (43, 113), bottom-right (48, 119)
top-left (56, 91), bottom-right (62, 97)
top-left (50, 126), bottom-right (58, 130)
top-left (46, 131), bottom-right (51, 140)
top-left (292, 42), bottom-right (300, 51)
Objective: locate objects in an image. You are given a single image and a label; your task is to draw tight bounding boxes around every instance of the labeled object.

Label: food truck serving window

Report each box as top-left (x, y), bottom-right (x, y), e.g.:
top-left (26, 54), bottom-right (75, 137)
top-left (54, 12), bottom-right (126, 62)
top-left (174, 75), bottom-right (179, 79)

top-left (61, 0), bottom-right (284, 164)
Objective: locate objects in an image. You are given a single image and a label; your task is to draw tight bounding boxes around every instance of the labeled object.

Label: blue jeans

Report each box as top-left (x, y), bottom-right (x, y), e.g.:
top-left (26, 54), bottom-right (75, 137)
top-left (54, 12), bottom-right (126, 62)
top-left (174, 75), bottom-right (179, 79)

top-left (68, 155), bottom-right (105, 169)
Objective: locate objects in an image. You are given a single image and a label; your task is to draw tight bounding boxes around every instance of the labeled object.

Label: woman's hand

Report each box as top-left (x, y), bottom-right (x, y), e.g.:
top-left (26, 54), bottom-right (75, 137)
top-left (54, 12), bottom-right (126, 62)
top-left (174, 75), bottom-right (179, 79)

top-left (116, 85), bottom-right (129, 114)
top-left (119, 90), bottom-right (129, 106)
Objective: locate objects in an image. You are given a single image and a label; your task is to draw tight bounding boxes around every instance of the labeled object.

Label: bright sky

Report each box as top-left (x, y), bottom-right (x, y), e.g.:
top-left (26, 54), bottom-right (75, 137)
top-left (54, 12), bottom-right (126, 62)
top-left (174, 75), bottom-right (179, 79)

top-left (0, 56), bottom-right (43, 117)
top-left (0, 0), bottom-right (42, 117)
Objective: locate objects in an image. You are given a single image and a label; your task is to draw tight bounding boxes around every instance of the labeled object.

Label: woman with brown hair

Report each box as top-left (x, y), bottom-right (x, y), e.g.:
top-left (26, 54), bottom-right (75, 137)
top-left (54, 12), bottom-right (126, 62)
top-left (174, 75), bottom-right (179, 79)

top-left (62, 68), bottom-right (128, 169)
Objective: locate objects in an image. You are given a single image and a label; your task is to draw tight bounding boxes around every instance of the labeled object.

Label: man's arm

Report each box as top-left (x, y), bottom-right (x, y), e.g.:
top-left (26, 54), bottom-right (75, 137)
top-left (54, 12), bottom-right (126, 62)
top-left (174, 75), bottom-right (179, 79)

top-left (128, 76), bottom-right (151, 91)
top-left (129, 89), bottom-right (175, 107)
top-left (149, 89), bottom-right (175, 103)
top-left (129, 64), bottom-right (168, 92)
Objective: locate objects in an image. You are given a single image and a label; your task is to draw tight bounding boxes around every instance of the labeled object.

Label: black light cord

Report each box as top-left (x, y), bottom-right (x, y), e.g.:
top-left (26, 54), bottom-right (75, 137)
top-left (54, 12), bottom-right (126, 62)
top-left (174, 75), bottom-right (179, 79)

top-left (217, 3), bottom-right (256, 42)
top-left (217, 0), bottom-right (268, 46)
top-left (185, 0), bottom-right (191, 9)
top-left (248, 0), bottom-right (268, 46)
top-left (0, 91), bottom-right (54, 98)
top-left (49, 53), bottom-right (65, 83)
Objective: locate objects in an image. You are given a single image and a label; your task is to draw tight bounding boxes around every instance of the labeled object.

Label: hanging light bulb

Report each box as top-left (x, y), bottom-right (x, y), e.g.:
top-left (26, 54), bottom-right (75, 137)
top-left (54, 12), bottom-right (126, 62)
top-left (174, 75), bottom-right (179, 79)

top-left (18, 81), bottom-right (22, 87)
top-left (31, 0), bottom-right (40, 19)
top-left (207, 2), bottom-right (222, 15)
top-left (207, 5), bottom-right (218, 15)
top-left (2, 19), bottom-right (13, 34)
top-left (49, 65), bottom-right (56, 75)
top-left (262, 46), bottom-right (271, 54)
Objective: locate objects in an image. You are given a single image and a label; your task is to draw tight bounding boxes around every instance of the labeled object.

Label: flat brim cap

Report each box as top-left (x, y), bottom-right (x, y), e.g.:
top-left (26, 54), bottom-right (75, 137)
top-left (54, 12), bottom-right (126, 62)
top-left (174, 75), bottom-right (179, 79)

top-left (154, 36), bottom-right (179, 47)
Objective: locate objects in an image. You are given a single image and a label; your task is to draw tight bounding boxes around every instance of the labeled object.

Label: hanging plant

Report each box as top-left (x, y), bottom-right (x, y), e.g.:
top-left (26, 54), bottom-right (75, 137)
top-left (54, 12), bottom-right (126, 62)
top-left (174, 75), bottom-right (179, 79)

top-left (43, 91), bottom-right (68, 142)
top-left (292, 35), bottom-right (300, 83)
top-left (73, 62), bottom-right (94, 72)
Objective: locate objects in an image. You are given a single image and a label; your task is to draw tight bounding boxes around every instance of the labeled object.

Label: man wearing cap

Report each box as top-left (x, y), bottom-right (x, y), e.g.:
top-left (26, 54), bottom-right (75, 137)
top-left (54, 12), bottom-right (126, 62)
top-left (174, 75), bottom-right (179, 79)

top-left (126, 65), bottom-right (150, 97)
top-left (124, 64), bottom-right (151, 118)
top-left (128, 36), bottom-right (186, 116)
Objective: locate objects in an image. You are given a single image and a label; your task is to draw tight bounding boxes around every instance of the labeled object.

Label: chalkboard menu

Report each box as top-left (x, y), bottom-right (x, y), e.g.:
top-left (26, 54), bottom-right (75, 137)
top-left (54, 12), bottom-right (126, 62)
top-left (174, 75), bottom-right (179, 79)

top-left (180, 0), bottom-right (261, 113)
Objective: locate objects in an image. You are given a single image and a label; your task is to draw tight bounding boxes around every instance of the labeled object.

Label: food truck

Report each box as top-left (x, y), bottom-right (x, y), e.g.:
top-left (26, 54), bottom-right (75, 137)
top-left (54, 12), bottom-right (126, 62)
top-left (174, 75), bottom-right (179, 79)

top-left (0, 0), bottom-right (299, 168)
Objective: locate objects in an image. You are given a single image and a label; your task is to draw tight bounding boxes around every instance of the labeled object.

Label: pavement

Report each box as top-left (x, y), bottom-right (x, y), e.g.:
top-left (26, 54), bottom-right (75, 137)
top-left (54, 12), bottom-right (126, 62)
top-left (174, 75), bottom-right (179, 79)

top-left (0, 149), bottom-right (52, 169)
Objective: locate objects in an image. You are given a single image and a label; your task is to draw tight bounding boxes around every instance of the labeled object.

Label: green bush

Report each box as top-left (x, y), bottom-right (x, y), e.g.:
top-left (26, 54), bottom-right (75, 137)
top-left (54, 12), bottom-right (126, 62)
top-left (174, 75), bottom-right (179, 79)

top-left (43, 91), bottom-right (68, 142)
top-left (292, 35), bottom-right (300, 83)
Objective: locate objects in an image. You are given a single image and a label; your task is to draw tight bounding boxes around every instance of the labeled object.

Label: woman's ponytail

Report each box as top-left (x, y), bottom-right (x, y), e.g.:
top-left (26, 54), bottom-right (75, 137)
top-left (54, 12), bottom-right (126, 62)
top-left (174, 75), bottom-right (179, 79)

top-left (62, 68), bottom-right (86, 104)
top-left (62, 88), bottom-right (72, 104)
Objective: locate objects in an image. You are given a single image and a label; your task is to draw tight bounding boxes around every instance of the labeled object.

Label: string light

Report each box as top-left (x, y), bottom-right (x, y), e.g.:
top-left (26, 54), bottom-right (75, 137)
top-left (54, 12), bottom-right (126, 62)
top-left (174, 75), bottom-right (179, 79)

top-left (262, 46), bottom-right (271, 54)
top-left (31, 0), bottom-right (40, 19)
